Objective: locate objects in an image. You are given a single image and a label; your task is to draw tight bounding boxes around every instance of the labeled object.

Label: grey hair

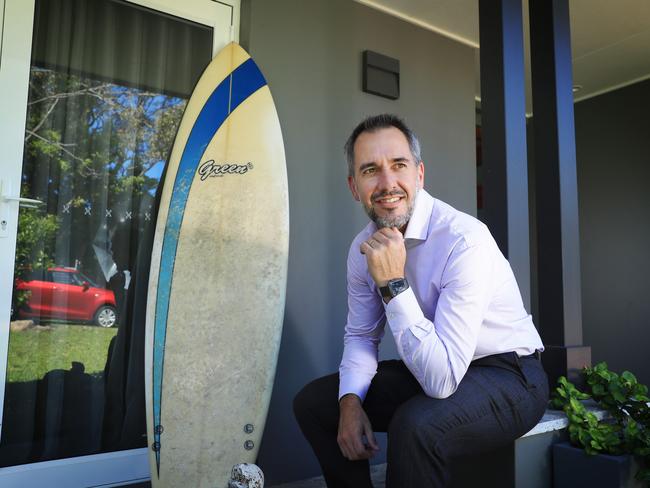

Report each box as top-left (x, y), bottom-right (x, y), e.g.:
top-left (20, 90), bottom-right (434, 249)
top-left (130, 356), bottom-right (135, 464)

top-left (344, 114), bottom-right (422, 177)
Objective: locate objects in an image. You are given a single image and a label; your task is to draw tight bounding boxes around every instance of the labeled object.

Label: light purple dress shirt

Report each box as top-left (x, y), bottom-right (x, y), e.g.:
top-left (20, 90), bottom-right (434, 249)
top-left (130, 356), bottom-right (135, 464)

top-left (339, 190), bottom-right (544, 400)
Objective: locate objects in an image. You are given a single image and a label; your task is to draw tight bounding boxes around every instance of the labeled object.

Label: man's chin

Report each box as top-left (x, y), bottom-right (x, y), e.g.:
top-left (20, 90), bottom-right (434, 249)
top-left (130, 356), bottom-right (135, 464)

top-left (374, 216), bottom-right (410, 229)
top-left (362, 197), bottom-right (417, 229)
top-left (368, 210), bottom-right (410, 229)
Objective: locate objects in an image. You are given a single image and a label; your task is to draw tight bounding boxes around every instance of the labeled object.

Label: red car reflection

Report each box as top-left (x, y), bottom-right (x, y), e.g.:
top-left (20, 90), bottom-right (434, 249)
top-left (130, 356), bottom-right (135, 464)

top-left (15, 267), bottom-right (118, 327)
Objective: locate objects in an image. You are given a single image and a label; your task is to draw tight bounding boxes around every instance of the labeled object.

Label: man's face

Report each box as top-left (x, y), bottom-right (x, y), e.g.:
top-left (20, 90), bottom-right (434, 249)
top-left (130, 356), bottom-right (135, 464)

top-left (348, 127), bottom-right (424, 230)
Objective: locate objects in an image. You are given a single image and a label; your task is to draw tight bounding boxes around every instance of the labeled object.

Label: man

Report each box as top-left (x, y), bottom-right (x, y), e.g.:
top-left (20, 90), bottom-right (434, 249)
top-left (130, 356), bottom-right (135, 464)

top-left (294, 114), bottom-right (548, 487)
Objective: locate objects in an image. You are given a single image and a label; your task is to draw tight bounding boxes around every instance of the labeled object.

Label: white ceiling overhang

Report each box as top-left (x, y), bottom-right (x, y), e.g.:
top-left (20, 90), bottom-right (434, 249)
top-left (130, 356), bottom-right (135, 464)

top-left (355, 0), bottom-right (650, 112)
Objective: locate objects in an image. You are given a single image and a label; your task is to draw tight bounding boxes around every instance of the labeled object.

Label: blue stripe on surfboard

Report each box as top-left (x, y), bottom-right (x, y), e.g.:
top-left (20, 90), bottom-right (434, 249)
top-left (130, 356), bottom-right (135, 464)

top-left (152, 57), bottom-right (267, 474)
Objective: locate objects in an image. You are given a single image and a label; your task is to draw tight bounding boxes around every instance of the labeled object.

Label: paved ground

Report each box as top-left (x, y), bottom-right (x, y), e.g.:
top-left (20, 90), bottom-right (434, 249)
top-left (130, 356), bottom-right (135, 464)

top-left (121, 464), bottom-right (386, 488)
top-left (269, 463), bottom-right (386, 488)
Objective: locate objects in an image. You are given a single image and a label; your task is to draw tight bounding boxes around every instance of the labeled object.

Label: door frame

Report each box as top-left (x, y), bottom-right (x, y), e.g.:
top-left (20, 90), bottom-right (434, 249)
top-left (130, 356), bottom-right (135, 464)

top-left (0, 0), bottom-right (239, 485)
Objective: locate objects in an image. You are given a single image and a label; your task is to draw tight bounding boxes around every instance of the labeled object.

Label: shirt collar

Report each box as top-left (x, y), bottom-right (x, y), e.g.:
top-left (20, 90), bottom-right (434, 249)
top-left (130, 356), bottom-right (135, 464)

top-left (403, 189), bottom-right (434, 243)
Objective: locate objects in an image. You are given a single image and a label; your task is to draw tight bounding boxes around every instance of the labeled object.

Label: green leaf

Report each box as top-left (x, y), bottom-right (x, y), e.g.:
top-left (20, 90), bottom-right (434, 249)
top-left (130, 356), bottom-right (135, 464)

top-left (592, 384), bottom-right (605, 396)
top-left (569, 397), bottom-right (587, 415)
top-left (621, 371), bottom-right (637, 383)
top-left (577, 430), bottom-right (589, 445)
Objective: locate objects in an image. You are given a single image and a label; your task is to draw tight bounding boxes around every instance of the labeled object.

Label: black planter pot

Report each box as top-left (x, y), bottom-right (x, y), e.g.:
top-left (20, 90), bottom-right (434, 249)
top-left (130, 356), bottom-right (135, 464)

top-left (553, 442), bottom-right (644, 488)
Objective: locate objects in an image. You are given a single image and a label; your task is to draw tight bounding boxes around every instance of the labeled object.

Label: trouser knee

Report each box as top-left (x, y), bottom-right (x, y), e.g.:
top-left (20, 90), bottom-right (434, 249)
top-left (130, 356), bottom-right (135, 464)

top-left (293, 375), bottom-right (339, 430)
top-left (293, 383), bottom-right (313, 424)
top-left (388, 404), bottom-right (439, 454)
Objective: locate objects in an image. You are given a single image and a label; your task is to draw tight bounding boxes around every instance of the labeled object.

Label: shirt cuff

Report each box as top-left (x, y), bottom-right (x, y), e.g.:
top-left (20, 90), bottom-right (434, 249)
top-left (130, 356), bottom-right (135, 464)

top-left (384, 287), bottom-right (432, 340)
top-left (338, 373), bottom-right (372, 402)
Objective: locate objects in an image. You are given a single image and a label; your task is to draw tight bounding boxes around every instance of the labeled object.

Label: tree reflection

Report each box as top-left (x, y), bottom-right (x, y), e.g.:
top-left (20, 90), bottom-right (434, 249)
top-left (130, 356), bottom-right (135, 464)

top-left (17, 67), bottom-right (185, 289)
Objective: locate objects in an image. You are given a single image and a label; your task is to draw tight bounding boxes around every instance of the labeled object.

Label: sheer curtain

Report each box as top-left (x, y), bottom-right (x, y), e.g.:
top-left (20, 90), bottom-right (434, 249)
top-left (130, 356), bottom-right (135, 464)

top-left (1, 0), bottom-right (211, 466)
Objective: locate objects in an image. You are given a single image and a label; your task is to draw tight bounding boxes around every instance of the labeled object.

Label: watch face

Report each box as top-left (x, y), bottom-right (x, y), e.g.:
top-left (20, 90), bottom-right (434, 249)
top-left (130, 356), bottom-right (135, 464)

top-left (380, 278), bottom-right (409, 299)
top-left (388, 278), bottom-right (408, 297)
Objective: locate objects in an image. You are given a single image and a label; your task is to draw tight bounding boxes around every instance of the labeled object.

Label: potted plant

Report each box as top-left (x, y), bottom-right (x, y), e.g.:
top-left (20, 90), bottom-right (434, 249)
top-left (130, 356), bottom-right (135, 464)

top-left (551, 362), bottom-right (650, 487)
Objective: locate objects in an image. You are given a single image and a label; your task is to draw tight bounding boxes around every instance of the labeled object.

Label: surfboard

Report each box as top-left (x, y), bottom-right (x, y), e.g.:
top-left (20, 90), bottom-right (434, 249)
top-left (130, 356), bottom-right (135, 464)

top-left (144, 42), bottom-right (289, 488)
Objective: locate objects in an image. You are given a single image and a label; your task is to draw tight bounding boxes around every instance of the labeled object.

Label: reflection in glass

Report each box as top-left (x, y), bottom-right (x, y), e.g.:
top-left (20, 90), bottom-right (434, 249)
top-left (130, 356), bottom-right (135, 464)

top-left (15, 267), bottom-right (118, 327)
top-left (1, 0), bottom-right (211, 468)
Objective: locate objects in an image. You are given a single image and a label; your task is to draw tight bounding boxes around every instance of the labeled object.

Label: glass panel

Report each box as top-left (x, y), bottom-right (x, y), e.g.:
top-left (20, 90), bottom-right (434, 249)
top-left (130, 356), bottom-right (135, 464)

top-left (1, 0), bottom-right (211, 467)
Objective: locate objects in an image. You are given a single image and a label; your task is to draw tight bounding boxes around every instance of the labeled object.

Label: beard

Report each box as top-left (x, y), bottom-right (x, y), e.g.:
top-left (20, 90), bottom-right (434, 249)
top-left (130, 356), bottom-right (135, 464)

top-left (364, 187), bottom-right (418, 229)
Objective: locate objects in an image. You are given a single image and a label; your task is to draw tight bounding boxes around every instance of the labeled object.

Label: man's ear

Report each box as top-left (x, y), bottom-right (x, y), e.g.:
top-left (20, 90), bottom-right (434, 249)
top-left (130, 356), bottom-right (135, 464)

top-left (417, 161), bottom-right (425, 189)
top-left (347, 175), bottom-right (360, 201)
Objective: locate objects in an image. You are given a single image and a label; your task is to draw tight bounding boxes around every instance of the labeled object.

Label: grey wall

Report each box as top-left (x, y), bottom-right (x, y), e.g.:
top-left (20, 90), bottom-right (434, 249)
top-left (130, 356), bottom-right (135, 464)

top-left (241, 0), bottom-right (476, 483)
top-left (575, 80), bottom-right (650, 386)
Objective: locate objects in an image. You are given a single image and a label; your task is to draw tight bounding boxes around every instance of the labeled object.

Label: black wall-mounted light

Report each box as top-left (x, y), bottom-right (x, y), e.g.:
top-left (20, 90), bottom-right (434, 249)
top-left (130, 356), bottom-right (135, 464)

top-left (362, 50), bottom-right (400, 100)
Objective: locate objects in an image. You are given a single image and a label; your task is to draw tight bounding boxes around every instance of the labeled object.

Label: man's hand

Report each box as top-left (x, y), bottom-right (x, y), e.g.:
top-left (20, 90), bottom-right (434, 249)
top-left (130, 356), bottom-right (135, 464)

top-left (337, 394), bottom-right (379, 461)
top-left (360, 227), bottom-right (406, 287)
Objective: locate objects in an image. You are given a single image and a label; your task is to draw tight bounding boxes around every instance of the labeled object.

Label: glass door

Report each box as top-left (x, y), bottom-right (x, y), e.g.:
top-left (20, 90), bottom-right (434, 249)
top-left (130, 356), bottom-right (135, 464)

top-left (0, 0), bottom-right (238, 486)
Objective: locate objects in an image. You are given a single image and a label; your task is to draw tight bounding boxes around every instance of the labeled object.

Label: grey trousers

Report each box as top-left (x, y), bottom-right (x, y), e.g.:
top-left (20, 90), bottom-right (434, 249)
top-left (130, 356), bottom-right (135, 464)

top-left (293, 352), bottom-right (548, 487)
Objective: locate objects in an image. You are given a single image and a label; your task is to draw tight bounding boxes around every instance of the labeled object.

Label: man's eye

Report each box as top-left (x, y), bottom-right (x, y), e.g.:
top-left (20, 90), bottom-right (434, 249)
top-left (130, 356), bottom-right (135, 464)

top-left (395, 163), bottom-right (407, 169)
top-left (362, 167), bottom-right (376, 175)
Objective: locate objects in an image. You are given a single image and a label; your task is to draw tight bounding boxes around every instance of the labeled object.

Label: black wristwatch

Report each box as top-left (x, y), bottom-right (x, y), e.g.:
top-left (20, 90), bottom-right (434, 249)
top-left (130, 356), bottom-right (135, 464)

top-left (379, 277), bottom-right (409, 301)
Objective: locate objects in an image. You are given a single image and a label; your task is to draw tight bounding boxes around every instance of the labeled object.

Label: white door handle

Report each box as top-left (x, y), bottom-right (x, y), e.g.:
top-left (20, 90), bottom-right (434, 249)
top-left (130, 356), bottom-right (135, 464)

top-left (0, 179), bottom-right (44, 210)
top-left (0, 179), bottom-right (45, 238)
top-left (2, 195), bottom-right (44, 207)
top-left (2, 196), bottom-right (43, 208)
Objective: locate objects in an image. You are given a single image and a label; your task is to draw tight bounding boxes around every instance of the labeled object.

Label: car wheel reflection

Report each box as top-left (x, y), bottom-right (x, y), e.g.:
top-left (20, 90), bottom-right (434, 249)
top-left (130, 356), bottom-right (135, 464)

top-left (94, 305), bottom-right (117, 328)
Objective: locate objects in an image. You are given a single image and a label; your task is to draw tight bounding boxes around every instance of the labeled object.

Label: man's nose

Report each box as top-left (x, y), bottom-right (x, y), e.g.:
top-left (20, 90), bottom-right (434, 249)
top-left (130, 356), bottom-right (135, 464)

top-left (377, 169), bottom-right (398, 190)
